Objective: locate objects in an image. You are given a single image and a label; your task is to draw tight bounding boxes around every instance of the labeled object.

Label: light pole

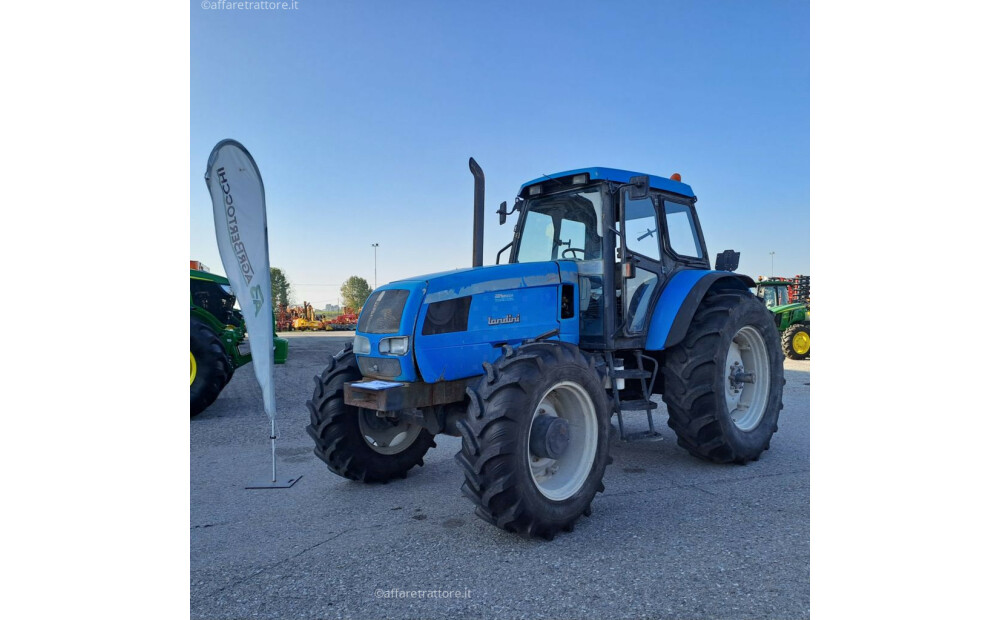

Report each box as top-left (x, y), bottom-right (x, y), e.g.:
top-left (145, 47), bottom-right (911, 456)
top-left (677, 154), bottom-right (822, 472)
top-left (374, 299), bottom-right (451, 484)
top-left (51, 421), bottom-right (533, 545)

top-left (769, 251), bottom-right (775, 278)
top-left (372, 243), bottom-right (379, 288)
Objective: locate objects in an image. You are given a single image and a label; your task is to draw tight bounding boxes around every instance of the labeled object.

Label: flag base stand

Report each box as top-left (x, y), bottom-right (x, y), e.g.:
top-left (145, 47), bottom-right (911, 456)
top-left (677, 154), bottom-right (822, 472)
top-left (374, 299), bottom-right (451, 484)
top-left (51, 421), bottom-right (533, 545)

top-left (246, 475), bottom-right (301, 490)
top-left (245, 423), bottom-right (301, 489)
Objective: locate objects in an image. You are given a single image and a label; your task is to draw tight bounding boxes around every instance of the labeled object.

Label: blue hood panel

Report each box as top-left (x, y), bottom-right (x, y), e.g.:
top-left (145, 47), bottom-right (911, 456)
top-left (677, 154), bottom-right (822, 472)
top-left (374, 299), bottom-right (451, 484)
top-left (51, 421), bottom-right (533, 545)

top-left (413, 262), bottom-right (578, 382)
top-left (357, 262), bottom-right (580, 384)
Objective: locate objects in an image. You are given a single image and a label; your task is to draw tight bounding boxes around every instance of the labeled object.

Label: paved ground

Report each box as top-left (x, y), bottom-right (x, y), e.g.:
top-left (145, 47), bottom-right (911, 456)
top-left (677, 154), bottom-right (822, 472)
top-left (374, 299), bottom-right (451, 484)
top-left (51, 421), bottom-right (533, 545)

top-left (191, 333), bottom-right (809, 619)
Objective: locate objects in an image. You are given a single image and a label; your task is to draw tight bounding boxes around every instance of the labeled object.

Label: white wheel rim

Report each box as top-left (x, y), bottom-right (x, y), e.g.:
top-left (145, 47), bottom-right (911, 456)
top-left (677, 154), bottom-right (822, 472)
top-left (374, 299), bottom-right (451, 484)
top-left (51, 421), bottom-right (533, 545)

top-left (527, 381), bottom-right (598, 501)
top-left (725, 326), bottom-right (771, 431)
top-left (358, 410), bottom-right (422, 455)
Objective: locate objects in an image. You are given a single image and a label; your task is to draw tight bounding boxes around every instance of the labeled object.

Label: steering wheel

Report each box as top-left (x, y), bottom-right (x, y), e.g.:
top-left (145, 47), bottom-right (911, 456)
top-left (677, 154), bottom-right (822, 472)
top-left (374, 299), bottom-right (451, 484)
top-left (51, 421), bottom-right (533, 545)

top-left (561, 247), bottom-right (586, 259)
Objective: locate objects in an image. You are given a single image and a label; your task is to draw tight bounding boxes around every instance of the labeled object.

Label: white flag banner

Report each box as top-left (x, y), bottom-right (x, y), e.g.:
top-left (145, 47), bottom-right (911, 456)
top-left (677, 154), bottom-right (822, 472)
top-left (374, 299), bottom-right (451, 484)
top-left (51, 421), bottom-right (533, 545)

top-left (205, 139), bottom-right (276, 421)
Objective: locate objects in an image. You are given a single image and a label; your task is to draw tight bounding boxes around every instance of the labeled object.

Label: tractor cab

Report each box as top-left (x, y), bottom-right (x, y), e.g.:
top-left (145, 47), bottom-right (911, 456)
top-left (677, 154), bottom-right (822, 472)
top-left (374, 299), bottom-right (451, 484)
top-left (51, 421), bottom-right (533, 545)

top-left (509, 168), bottom-right (709, 349)
top-left (756, 279), bottom-right (791, 309)
top-left (190, 268), bottom-right (244, 329)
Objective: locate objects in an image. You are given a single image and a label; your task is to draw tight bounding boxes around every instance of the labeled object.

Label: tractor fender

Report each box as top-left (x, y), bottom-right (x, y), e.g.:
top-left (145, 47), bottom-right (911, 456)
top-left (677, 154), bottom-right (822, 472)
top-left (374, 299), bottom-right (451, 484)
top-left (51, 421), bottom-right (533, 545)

top-left (644, 270), bottom-right (755, 350)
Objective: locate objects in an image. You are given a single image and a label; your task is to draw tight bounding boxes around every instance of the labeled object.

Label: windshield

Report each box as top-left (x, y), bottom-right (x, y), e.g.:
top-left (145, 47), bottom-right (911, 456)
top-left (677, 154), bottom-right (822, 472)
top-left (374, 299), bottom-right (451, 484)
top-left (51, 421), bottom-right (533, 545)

top-left (757, 285), bottom-right (789, 308)
top-left (514, 186), bottom-right (604, 263)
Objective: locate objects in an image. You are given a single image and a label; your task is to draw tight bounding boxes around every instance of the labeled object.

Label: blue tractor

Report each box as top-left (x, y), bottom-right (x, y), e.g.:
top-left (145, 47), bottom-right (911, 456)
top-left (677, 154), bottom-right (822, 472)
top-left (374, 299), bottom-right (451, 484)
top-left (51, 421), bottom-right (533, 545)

top-left (307, 159), bottom-right (784, 539)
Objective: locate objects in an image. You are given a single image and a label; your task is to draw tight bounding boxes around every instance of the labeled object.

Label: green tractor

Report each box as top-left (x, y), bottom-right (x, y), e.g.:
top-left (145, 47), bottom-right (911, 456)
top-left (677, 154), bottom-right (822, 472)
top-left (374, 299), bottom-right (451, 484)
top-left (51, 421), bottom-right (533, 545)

top-left (190, 265), bottom-right (289, 416)
top-left (755, 276), bottom-right (810, 359)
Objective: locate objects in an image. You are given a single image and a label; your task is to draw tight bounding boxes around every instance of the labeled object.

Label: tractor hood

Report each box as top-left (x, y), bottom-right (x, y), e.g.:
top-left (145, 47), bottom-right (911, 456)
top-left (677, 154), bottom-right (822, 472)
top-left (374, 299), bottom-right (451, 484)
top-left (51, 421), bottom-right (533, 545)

top-left (770, 301), bottom-right (808, 314)
top-left (353, 261), bottom-right (580, 383)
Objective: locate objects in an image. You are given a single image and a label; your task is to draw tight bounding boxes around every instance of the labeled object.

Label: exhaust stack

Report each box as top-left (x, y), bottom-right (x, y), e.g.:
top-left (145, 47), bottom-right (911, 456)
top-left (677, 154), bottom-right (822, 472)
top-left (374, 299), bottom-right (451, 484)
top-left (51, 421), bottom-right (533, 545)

top-left (469, 157), bottom-right (484, 268)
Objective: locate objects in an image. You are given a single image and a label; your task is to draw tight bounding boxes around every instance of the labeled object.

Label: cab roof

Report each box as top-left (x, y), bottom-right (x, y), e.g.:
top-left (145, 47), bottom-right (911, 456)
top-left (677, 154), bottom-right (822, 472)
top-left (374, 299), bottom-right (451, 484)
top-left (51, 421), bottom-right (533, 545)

top-left (190, 269), bottom-right (230, 285)
top-left (519, 167), bottom-right (695, 198)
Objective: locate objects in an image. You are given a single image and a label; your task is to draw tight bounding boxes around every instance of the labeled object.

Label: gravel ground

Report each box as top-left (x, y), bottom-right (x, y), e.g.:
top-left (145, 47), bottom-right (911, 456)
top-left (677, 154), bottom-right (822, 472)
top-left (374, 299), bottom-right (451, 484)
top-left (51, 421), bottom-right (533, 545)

top-left (191, 333), bottom-right (809, 619)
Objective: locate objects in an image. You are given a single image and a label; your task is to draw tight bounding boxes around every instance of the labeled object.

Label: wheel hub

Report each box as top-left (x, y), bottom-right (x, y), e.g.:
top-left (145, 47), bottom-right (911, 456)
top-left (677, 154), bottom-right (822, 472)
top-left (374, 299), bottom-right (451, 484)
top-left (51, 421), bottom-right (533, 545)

top-left (358, 410), bottom-right (422, 455)
top-left (724, 326), bottom-right (771, 431)
top-left (527, 381), bottom-right (598, 502)
top-left (793, 330), bottom-right (810, 354)
top-left (529, 414), bottom-right (571, 460)
top-left (728, 360), bottom-right (747, 394)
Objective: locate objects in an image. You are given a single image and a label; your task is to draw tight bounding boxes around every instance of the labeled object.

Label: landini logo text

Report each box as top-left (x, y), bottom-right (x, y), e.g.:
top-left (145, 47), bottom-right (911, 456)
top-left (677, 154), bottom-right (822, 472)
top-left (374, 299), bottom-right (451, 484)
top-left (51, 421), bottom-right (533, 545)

top-left (487, 314), bottom-right (520, 326)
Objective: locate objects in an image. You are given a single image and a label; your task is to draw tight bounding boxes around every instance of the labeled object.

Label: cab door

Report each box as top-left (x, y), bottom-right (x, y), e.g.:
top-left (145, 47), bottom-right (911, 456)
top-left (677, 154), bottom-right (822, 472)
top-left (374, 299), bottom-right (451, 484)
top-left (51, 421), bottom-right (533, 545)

top-left (616, 192), bottom-right (710, 341)
top-left (619, 193), bottom-right (664, 338)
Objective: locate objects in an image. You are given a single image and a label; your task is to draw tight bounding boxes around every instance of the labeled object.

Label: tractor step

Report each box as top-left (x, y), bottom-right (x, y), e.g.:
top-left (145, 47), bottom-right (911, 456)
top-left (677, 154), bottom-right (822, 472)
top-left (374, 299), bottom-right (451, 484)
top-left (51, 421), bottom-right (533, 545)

top-left (607, 351), bottom-right (662, 443)
top-left (621, 430), bottom-right (664, 443)
top-left (609, 368), bottom-right (652, 380)
top-left (619, 399), bottom-right (658, 411)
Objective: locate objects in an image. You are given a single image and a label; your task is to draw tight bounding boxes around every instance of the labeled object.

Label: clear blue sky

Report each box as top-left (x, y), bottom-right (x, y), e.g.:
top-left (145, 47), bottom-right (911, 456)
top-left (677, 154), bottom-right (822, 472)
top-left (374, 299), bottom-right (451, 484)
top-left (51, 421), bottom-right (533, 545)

top-left (191, 0), bottom-right (808, 307)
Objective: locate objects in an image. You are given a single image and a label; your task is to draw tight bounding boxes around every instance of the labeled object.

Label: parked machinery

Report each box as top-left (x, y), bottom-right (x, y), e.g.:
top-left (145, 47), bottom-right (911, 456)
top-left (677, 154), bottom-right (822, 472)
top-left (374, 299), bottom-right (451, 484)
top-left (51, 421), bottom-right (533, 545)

top-left (291, 301), bottom-right (324, 331)
top-left (190, 263), bottom-right (288, 416)
top-left (308, 161), bottom-right (785, 539)
top-left (323, 306), bottom-right (359, 331)
top-left (755, 275), bottom-right (810, 359)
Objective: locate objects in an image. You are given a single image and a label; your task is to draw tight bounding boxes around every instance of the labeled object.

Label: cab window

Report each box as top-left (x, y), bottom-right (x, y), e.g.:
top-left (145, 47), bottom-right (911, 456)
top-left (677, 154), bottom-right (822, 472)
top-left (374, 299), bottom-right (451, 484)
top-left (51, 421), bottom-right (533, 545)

top-left (624, 195), bottom-right (660, 260)
top-left (664, 201), bottom-right (703, 259)
top-left (514, 186), bottom-right (603, 263)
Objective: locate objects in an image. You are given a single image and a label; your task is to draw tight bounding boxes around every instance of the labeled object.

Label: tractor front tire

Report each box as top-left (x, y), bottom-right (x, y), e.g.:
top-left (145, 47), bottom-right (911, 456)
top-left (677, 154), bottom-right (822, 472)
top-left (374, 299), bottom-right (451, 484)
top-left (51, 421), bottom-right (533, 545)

top-left (457, 342), bottom-right (610, 540)
top-left (190, 317), bottom-right (232, 417)
top-left (662, 290), bottom-right (785, 464)
top-left (306, 345), bottom-right (435, 483)
top-left (782, 324), bottom-right (810, 359)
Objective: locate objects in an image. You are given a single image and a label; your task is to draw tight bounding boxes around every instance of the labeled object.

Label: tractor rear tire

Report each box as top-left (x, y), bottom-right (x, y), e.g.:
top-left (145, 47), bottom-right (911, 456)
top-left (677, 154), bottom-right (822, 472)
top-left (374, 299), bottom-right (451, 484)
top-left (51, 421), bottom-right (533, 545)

top-left (782, 324), bottom-right (810, 359)
top-left (306, 345), bottom-right (436, 483)
top-left (457, 342), bottom-right (610, 540)
top-left (661, 290), bottom-right (784, 464)
top-left (190, 317), bottom-right (232, 417)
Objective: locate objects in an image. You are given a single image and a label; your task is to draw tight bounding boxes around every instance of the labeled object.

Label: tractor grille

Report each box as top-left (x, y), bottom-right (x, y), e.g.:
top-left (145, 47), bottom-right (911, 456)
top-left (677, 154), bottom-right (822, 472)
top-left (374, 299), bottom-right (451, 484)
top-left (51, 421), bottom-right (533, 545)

top-left (357, 356), bottom-right (401, 379)
top-left (357, 290), bottom-right (410, 334)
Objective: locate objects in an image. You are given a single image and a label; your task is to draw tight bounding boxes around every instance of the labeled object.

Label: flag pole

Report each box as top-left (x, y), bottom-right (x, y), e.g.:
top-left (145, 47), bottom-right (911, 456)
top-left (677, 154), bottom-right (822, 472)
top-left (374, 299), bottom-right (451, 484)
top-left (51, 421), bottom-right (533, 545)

top-left (270, 417), bottom-right (277, 483)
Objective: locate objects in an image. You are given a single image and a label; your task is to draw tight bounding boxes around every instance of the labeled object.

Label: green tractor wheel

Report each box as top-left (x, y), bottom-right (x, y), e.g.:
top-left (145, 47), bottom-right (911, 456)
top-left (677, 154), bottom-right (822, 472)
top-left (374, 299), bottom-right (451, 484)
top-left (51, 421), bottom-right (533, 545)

top-left (781, 324), bottom-right (810, 360)
top-left (190, 317), bottom-right (232, 417)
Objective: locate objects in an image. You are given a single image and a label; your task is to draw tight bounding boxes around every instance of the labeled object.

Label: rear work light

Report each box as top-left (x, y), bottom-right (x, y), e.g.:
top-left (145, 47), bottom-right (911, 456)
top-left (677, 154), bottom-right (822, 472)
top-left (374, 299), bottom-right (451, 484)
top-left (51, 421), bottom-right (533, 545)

top-left (571, 174), bottom-right (588, 184)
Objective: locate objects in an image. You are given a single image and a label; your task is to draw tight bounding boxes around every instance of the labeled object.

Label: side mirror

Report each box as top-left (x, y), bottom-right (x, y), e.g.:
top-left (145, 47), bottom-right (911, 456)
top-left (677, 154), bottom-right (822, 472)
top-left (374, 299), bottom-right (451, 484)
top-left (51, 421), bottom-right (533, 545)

top-left (714, 249), bottom-right (741, 272)
top-left (498, 199), bottom-right (522, 225)
top-left (627, 175), bottom-right (650, 201)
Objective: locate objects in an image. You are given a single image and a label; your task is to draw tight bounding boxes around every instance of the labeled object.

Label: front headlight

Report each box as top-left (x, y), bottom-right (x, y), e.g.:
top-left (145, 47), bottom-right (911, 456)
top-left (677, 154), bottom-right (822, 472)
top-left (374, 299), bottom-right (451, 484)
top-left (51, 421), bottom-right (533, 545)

top-left (378, 336), bottom-right (409, 355)
top-left (353, 335), bottom-right (371, 354)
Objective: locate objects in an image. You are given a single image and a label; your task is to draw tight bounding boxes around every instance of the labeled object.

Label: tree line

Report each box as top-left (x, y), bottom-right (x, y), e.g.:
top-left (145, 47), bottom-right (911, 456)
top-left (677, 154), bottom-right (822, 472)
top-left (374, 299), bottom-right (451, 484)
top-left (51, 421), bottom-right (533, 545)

top-left (270, 267), bottom-right (373, 311)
